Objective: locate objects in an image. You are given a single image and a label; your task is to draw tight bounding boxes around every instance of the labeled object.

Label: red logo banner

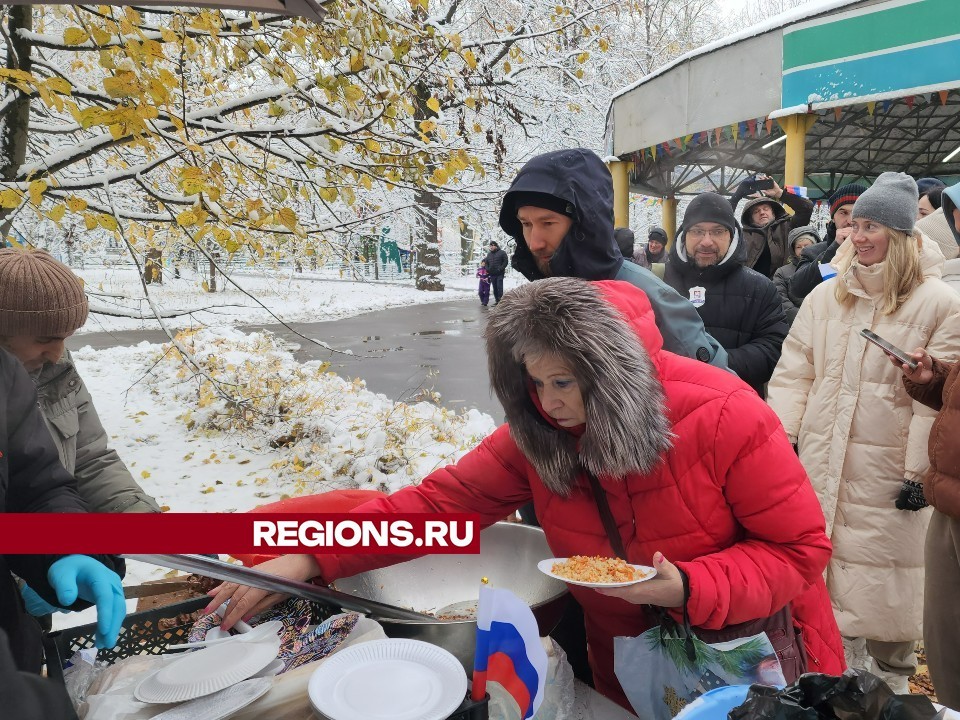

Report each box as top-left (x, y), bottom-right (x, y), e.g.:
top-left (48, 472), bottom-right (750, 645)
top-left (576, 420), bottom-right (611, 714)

top-left (0, 513), bottom-right (482, 554)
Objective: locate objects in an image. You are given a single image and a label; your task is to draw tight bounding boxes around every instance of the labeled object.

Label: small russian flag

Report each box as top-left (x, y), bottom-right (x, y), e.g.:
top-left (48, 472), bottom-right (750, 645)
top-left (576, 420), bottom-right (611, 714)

top-left (471, 584), bottom-right (548, 720)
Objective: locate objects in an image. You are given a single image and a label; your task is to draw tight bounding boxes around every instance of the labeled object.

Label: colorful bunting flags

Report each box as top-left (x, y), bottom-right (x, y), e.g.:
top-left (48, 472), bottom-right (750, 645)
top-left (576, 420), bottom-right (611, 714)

top-left (629, 92), bottom-right (957, 167)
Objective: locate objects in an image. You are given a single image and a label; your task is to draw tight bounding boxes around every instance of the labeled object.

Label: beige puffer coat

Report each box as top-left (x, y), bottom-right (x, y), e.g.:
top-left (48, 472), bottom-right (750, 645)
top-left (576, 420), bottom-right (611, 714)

top-left (768, 237), bottom-right (960, 642)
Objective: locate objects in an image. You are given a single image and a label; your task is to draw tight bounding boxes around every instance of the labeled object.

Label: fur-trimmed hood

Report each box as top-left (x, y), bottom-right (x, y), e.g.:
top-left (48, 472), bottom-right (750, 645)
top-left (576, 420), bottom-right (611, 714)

top-left (484, 278), bottom-right (672, 495)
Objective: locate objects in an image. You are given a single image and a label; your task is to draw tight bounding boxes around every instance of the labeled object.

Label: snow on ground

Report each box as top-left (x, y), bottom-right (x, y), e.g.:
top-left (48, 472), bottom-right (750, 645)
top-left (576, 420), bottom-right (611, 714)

top-left (54, 283), bottom-right (507, 629)
top-left (74, 264), bottom-right (512, 334)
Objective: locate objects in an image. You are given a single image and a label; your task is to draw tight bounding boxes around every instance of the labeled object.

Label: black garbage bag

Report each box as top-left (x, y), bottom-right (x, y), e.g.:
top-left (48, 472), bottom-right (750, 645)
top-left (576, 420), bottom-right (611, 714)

top-left (729, 670), bottom-right (944, 720)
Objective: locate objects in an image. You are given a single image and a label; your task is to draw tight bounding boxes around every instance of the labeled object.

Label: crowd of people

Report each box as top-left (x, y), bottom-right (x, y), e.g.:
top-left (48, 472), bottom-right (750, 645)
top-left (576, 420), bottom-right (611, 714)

top-left (208, 150), bottom-right (960, 713)
top-left (4, 146), bottom-right (960, 718)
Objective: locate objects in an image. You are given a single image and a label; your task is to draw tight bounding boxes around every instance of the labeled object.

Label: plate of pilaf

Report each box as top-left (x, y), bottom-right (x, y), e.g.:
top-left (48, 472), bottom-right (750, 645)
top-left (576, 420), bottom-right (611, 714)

top-left (538, 555), bottom-right (657, 588)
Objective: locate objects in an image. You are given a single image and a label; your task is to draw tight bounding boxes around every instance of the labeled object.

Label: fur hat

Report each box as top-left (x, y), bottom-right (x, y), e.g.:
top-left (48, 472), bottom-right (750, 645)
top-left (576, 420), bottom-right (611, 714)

top-left (484, 277), bottom-right (672, 495)
top-left (827, 183), bottom-right (867, 218)
top-left (852, 172), bottom-right (918, 233)
top-left (0, 248), bottom-right (88, 336)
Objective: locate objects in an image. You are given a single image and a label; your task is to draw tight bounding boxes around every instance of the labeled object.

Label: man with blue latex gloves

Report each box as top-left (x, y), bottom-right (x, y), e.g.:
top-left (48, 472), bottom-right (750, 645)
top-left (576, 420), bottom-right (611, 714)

top-left (0, 347), bottom-right (125, 673)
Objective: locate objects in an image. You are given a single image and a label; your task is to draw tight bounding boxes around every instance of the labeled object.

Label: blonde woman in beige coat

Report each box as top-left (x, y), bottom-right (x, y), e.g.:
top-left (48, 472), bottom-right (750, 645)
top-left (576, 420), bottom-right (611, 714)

top-left (768, 173), bottom-right (960, 693)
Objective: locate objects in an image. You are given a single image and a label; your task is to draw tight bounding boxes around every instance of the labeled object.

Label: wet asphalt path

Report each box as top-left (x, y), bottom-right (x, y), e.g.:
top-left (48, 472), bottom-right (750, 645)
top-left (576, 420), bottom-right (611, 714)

top-left (67, 299), bottom-right (505, 418)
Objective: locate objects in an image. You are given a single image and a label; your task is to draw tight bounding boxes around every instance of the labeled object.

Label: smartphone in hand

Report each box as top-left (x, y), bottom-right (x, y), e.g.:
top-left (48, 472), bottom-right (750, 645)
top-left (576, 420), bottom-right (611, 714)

top-left (860, 329), bottom-right (919, 370)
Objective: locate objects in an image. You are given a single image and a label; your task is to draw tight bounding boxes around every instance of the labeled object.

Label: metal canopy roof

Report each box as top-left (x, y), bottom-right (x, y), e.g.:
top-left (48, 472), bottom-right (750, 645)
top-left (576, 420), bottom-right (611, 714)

top-left (607, 0), bottom-right (960, 198)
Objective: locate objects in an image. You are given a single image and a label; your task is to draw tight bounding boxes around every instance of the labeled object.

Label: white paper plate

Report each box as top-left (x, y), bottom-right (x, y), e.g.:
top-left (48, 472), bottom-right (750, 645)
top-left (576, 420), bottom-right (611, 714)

top-left (537, 557), bottom-right (657, 588)
top-left (150, 678), bottom-right (273, 720)
top-left (308, 639), bottom-right (467, 720)
top-left (135, 634), bottom-right (280, 703)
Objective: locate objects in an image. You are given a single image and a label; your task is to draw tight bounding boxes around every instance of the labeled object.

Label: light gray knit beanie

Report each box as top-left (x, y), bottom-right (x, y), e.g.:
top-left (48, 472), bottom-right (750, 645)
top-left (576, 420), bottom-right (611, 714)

top-left (0, 248), bottom-right (89, 336)
top-left (852, 172), bottom-right (918, 233)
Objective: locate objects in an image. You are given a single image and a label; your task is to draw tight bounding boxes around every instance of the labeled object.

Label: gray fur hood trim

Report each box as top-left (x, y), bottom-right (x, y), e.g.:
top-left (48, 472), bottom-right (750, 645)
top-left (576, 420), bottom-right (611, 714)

top-left (484, 278), bottom-right (673, 495)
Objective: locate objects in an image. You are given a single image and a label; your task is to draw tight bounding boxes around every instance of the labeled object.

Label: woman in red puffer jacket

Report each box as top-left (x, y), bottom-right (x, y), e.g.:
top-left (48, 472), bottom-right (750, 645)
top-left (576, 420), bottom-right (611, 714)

top-left (210, 277), bottom-right (844, 710)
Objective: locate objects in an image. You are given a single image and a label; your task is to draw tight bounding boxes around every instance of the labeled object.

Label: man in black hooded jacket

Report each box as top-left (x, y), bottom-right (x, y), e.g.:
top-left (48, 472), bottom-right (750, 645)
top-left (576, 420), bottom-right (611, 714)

top-left (664, 193), bottom-right (788, 396)
top-left (499, 148), bottom-right (727, 369)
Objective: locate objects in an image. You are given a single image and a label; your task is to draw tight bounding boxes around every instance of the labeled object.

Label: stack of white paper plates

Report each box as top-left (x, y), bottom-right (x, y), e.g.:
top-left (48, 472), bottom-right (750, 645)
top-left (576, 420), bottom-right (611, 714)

top-left (135, 634), bottom-right (281, 703)
top-left (308, 639), bottom-right (467, 720)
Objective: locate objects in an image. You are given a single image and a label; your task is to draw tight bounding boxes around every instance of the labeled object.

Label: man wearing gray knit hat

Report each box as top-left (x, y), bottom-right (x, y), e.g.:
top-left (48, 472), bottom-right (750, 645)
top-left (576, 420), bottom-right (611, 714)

top-left (0, 248), bottom-right (159, 515)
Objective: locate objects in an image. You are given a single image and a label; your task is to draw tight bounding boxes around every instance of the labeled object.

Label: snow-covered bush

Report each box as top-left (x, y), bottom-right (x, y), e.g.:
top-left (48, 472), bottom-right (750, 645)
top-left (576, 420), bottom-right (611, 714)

top-left (151, 328), bottom-right (496, 496)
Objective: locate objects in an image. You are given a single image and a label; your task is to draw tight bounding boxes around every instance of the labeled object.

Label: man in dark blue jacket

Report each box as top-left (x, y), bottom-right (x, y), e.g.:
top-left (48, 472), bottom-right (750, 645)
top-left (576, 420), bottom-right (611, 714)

top-left (498, 148), bottom-right (727, 369)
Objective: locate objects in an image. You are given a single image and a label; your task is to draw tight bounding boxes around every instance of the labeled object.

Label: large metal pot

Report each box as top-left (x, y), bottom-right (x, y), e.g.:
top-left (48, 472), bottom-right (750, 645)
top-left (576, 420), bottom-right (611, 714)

top-left (333, 522), bottom-right (568, 672)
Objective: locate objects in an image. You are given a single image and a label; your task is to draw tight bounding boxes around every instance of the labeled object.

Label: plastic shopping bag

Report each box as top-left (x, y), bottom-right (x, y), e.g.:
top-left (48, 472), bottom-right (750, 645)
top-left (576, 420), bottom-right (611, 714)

top-left (615, 622), bottom-right (786, 720)
top-left (728, 670), bottom-right (944, 720)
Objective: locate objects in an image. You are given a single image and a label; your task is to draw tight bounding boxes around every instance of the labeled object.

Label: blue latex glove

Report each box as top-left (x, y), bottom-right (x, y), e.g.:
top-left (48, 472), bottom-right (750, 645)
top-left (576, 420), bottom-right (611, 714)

top-left (48, 555), bottom-right (125, 649)
top-left (19, 583), bottom-right (64, 617)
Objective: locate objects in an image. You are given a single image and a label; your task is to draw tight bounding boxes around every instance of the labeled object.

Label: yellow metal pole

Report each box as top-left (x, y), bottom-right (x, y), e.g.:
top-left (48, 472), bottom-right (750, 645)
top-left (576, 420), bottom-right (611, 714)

top-left (662, 197), bottom-right (678, 249)
top-left (777, 114), bottom-right (817, 188)
top-left (608, 160), bottom-right (631, 228)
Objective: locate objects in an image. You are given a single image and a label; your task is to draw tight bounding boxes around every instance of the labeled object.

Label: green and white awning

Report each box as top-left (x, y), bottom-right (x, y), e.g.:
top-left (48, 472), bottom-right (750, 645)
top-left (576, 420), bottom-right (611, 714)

top-left (782, 0), bottom-right (960, 109)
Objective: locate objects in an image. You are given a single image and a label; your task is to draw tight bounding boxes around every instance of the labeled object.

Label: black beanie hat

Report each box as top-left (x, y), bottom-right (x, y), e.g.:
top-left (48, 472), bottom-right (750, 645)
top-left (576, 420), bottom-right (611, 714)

top-left (509, 191), bottom-right (575, 219)
top-left (680, 193), bottom-right (739, 240)
top-left (648, 227), bottom-right (668, 243)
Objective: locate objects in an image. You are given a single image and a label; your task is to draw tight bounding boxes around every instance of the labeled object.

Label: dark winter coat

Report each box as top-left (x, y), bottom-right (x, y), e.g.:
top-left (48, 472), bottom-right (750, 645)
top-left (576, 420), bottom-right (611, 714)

top-left (773, 228), bottom-right (820, 326)
top-left (773, 262), bottom-right (801, 324)
top-left (484, 247), bottom-right (508, 276)
top-left (36, 354), bottom-right (159, 513)
top-left (664, 227), bottom-right (789, 394)
top-left (0, 628), bottom-right (77, 720)
top-left (311, 278), bottom-right (845, 710)
top-left (497, 148), bottom-right (728, 368)
top-left (790, 222), bottom-right (841, 301)
top-left (737, 192), bottom-right (814, 278)
top-left (0, 349), bottom-right (124, 672)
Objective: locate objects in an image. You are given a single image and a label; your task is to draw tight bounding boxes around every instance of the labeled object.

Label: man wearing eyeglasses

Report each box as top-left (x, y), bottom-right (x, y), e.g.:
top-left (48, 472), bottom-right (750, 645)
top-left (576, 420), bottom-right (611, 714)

top-left (664, 193), bottom-right (788, 396)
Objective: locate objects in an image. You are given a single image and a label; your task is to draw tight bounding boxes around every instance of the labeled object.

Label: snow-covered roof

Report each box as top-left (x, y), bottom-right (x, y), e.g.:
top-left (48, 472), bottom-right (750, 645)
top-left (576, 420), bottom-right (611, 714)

top-left (610, 0), bottom-right (863, 102)
top-left (607, 0), bottom-right (960, 194)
